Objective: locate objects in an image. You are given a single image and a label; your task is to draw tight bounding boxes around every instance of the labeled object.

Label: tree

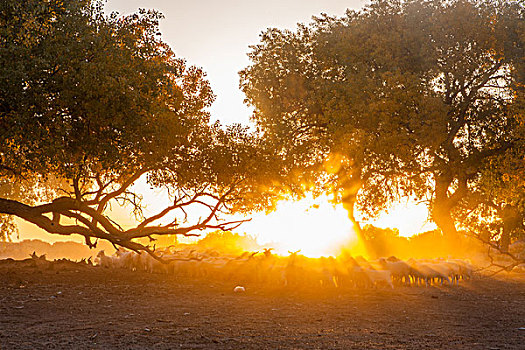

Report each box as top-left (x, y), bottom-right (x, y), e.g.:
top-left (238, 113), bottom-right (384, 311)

top-left (458, 95), bottom-right (525, 251)
top-left (241, 0), bottom-right (524, 242)
top-left (240, 12), bottom-right (422, 243)
top-left (0, 0), bottom-right (283, 255)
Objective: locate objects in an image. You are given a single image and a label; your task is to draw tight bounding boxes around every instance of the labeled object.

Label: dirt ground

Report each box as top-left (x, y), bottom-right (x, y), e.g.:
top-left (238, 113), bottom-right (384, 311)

top-left (0, 263), bottom-right (524, 350)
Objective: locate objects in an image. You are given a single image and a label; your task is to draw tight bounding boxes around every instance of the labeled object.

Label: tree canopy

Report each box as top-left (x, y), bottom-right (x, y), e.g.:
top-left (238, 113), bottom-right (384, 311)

top-left (1, 0), bottom-right (524, 259)
top-left (0, 0), bottom-right (283, 254)
top-left (241, 0), bottom-right (525, 245)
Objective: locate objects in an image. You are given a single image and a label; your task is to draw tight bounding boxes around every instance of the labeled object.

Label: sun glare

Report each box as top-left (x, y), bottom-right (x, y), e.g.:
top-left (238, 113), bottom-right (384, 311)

top-left (243, 197), bottom-right (436, 258)
top-left (244, 195), bottom-right (358, 258)
top-left (364, 202), bottom-right (437, 237)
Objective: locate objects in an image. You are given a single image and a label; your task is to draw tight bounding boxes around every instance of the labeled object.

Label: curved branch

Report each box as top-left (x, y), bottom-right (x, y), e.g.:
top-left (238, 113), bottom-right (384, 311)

top-left (89, 169), bottom-right (147, 211)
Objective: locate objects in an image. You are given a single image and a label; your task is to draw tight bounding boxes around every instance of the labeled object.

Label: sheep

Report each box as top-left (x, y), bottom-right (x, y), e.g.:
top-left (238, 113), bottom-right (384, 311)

top-left (314, 256), bottom-right (342, 288)
top-left (184, 259), bottom-right (207, 278)
top-left (282, 251), bottom-right (307, 287)
top-left (378, 258), bottom-right (412, 286)
top-left (257, 253), bottom-right (288, 286)
top-left (362, 268), bottom-right (394, 289)
top-left (346, 265), bottom-right (370, 288)
top-left (29, 252), bottom-right (51, 269)
top-left (341, 256), bottom-right (370, 288)
top-left (95, 250), bottom-right (117, 268)
top-left (199, 256), bottom-right (231, 279)
top-left (222, 252), bottom-right (259, 283)
top-left (115, 249), bottom-right (139, 270)
top-left (440, 261), bottom-right (462, 284)
top-left (426, 262), bottom-right (454, 284)
top-left (447, 259), bottom-right (474, 281)
top-left (139, 253), bottom-right (169, 274)
top-left (86, 244), bottom-right (482, 292)
top-left (409, 261), bottom-right (451, 286)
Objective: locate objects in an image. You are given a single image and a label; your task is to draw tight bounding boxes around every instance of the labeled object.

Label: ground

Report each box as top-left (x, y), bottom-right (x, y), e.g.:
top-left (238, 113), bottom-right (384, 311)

top-left (0, 263), bottom-right (524, 349)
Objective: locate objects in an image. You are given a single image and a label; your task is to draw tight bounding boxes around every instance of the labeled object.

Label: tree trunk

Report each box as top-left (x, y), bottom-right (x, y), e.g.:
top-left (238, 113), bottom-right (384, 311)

top-left (432, 201), bottom-right (458, 237)
top-left (341, 194), bottom-right (364, 241)
top-left (432, 174), bottom-right (459, 238)
top-left (339, 169), bottom-right (370, 254)
top-left (500, 205), bottom-right (521, 252)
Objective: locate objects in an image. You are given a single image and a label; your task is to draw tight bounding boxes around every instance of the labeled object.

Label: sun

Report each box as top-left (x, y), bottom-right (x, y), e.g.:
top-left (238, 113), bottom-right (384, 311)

top-left (243, 195), bottom-right (358, 258)
top-left (242, 195), bottom-right (436, 258)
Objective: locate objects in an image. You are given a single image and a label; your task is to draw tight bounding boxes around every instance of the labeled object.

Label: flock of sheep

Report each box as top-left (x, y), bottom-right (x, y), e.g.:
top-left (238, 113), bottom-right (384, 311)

top-left (96, 248), bottom-right (476, 288)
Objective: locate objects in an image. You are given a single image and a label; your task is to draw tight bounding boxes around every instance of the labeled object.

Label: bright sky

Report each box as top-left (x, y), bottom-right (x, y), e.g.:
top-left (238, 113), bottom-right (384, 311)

top-left (15, 0), bottom-right (437, 255)
top-left (104, 0), bottom-right (367, 125)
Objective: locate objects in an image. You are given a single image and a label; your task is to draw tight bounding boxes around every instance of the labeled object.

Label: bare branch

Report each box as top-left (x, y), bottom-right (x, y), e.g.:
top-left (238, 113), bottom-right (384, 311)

top-left (464, 228), bottom-right (524, 274)
top-left (91, 169), bottom-right (147, 211)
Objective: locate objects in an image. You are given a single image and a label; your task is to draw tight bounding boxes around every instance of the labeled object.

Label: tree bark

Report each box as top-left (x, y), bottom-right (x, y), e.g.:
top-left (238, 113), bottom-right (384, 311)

top-left (338, 168), bottom-right (370, 254)
top-left (341, 194), bottom-right (364, 242)
top-left (432, 173), bottom-right (459, 237)
top-left (500, 205), bottom-right (522, 252)
top-left (0, 194), bottom-right (243, 257)
top-left (432, 201), bottom-right (458, 237)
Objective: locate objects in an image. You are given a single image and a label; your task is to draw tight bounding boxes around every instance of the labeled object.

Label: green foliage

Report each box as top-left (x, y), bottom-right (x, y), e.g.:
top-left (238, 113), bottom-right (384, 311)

top-left (459, 120), bottom-right (525, 244)
top-left (1, 0), bottom-right (214, 181)
top-left (0, 214), bottom-right (16, 241)
top-left (0, 0), bottom-right (284, 250)
top-left (241, 0), bottom-right (525, 237)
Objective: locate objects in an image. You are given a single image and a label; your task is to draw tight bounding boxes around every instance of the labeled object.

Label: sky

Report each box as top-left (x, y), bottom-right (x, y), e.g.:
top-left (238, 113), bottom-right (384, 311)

top-left (104, 0), bottom-right (367, 125)
top-left (15, 0), bottom-right (437, 252)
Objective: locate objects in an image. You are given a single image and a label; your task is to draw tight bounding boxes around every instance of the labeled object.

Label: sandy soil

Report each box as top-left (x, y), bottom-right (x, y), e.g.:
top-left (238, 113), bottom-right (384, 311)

top-left (0, 262), bottom-right (524, 349)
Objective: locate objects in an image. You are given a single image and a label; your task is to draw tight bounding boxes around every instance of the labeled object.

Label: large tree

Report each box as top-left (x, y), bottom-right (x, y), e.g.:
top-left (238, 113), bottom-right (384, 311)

top-left (241, 0), bottom-right (524, 241)
top-left (0, 0), bottom-right (282, 254)
top-left (458, 92), bottom-right (525, 251)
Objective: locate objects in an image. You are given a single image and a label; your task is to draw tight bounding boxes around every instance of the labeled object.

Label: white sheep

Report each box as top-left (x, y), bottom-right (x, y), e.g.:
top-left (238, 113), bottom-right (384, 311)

top-left (410, 261), bottom-right (451, 286)
top-left (114, 249), bottom-right (139, 270)
top-left (362, 268), bottom-right (394, 289)
top-left (95, 250), bottom-right (116, 268)
top-left (378, 258), bottom-right (412, 286)
top-left (447, 259), bottom-right (474, 281)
